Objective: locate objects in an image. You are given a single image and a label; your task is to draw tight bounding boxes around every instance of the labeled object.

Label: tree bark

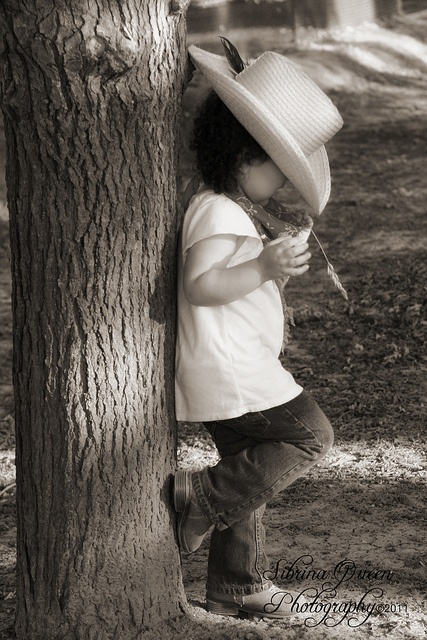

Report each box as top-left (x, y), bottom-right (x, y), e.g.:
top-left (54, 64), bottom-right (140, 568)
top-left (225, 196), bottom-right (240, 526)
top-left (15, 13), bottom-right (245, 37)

top-left (0, 1), bottom-right (188, 637)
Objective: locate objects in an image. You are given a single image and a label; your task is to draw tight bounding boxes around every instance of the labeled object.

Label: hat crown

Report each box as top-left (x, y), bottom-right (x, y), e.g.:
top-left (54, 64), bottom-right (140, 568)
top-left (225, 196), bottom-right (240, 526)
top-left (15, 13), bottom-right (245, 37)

top-left (236, 52), bottom-right (342, 156)
top-left (188, 44), bottom-right (343, 213)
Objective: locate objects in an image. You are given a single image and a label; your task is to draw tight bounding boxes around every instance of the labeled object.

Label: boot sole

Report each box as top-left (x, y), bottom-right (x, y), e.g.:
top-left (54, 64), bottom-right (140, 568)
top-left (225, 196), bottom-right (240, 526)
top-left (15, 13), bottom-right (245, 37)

top-left (206, 597), bottom-right (297, 619)
top-left (206, 598), bottom-right (239, 616)
top-left (173, 469), bottom-right (192, 513)
top-left (173, 470), bottom-right (193, 554)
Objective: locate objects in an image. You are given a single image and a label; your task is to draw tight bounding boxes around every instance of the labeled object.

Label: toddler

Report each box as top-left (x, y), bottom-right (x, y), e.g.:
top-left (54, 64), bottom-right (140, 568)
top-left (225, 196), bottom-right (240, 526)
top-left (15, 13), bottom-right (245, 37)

top-left (174, 41), bottom-right (343, 619)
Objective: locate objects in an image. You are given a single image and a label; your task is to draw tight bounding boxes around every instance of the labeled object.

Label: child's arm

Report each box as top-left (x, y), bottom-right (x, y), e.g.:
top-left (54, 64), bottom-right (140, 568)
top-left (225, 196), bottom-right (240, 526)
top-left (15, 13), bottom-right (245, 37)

top-left (183, 234), bottom-right (311, 307)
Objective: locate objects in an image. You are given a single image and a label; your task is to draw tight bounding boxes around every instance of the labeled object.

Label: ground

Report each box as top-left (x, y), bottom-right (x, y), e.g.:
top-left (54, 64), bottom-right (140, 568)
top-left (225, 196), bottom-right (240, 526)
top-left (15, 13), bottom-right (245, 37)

top-left (1, 9), bottom-right (426, 640)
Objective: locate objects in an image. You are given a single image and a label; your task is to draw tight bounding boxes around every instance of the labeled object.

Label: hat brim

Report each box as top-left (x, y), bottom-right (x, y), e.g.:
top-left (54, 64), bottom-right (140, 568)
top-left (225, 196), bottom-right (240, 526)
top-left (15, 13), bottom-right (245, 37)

top-left (189, 46), bottom-right (331, 214)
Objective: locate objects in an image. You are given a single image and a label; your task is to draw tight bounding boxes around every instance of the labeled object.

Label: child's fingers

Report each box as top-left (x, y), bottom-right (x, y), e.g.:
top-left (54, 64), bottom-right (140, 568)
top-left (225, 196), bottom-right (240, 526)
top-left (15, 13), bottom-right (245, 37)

top-left (276, 243), bottom-right (311, 275)
top-left (278, 237), bottom-right (310, 253)
top-left (292, 241), bottom-right (310, 256)
top-left (292, 263), bottom-right (310, 276)
top-left (285, 251), bottom-right (311, 270)
top-left (292, 249), bottom-right (311, 265)
top-left (259, 238), bottom-right (311, 279)
top-left (279, 241), bottom-right (310, 258)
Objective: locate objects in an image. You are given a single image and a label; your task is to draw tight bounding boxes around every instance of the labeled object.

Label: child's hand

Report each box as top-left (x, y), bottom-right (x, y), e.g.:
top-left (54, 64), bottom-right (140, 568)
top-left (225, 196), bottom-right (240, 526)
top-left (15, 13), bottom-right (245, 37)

top-left (290, 211), bottom-right (314, 230)
top-left (257, 236), bottom-right (311, 281)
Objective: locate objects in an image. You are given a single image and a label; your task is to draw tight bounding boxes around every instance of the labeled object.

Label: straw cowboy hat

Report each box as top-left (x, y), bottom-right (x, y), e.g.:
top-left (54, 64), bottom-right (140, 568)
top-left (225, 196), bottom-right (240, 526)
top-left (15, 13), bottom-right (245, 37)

top-left (188, 43), bottom-right (343, 214)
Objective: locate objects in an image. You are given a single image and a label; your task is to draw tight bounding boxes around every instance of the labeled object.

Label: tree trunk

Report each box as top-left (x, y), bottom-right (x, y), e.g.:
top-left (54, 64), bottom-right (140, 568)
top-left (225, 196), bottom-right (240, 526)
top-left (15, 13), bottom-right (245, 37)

top-left (0, 1), bottom-right (188, 637)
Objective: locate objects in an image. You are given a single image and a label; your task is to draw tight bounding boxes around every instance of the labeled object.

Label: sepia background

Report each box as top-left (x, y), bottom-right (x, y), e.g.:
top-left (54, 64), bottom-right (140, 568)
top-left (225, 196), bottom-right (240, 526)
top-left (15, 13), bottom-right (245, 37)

top-left (1, 1), bottom-right (427, 638)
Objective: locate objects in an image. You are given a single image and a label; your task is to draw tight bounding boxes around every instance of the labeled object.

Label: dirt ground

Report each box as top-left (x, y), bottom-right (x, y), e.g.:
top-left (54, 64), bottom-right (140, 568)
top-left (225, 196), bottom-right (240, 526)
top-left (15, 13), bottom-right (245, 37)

top-left (1, 9), bottom-right (427, 640)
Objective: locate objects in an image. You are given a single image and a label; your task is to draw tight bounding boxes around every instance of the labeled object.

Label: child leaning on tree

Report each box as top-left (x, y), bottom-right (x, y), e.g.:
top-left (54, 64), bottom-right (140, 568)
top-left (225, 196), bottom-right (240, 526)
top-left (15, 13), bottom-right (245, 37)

top-left (173, 39), bottom-right (343, 619)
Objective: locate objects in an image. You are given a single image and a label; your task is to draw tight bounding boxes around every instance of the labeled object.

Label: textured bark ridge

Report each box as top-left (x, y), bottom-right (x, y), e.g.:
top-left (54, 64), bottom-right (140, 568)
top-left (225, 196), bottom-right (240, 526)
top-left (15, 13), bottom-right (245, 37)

top-left (0, 1), bottom-right (188, 637)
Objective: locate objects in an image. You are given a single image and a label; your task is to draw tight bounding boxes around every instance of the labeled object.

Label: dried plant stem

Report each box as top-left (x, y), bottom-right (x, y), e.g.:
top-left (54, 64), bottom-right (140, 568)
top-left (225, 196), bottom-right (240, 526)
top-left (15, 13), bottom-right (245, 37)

top-left (311, 230), bottom-right (349, 301)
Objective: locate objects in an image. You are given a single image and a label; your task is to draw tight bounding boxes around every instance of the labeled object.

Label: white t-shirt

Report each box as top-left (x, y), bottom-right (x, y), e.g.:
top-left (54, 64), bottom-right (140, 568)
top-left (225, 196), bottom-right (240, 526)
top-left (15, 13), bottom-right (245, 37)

top-left (175, 190), bottom-right (302, 422)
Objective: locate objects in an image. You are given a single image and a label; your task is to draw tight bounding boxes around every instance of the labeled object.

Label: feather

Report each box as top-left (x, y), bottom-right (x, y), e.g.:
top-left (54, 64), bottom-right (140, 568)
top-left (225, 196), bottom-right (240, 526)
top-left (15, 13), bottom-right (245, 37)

top-left (219, 37), bottom-right (247, 75)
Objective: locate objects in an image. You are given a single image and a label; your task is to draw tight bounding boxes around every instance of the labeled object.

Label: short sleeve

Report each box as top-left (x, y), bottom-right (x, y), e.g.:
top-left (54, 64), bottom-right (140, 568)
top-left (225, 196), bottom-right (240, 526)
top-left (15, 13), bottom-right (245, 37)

top-left (181, 191), bottom-right (261, 258)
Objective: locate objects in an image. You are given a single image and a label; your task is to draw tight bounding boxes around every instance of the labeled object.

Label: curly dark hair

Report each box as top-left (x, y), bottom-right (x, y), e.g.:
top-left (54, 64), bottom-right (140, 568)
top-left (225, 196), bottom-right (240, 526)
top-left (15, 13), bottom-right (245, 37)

top-left (190, 90), bottom-right (268, 193)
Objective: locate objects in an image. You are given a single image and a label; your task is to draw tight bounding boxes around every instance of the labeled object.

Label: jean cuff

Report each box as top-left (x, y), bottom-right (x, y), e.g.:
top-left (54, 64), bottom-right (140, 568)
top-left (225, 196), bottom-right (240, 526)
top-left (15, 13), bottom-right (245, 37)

top-left (192, 470), bottom-right (229, 531)
top-left (206, 579), bottom-right (273, 596)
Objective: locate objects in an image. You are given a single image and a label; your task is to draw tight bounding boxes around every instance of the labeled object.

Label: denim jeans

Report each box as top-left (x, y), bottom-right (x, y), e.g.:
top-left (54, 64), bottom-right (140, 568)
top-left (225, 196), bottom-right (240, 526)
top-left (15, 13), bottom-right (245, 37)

top-left (192, 390), bottom-right (334, 595)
